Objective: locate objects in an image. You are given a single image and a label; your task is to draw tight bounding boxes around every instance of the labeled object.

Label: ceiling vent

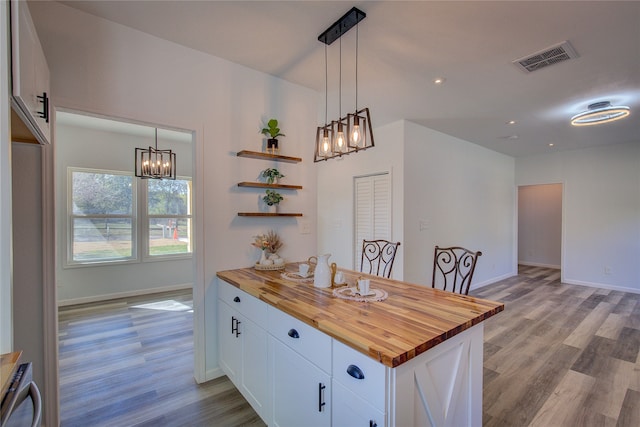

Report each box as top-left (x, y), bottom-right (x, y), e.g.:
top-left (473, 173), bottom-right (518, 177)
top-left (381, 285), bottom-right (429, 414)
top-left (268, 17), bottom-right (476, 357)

top-left (512, 40), bottom-right (578, 73)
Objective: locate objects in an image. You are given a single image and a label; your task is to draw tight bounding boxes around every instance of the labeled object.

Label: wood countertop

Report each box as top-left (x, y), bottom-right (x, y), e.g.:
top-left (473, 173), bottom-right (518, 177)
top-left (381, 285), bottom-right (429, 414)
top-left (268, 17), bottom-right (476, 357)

top-left (1, 351), bottom-right (22, 398)
top-left (217, 263), bottom-right (504, 368)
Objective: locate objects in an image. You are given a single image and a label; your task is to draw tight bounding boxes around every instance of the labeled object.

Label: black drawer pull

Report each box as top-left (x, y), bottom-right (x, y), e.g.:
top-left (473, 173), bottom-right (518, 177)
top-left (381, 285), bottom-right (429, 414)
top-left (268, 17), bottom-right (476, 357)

top-left (347, 364), bottom-right (365, 380)
top-left (370, 421), bottom-right (377, 427)
top-left (318, 382), bottom-right (326, 412)
top-left (233, 296), bottom-right (241, 303)
top-left (36, 92), bottom-right (49, 123)
top-left (287, 328), bottom-right (300, 339)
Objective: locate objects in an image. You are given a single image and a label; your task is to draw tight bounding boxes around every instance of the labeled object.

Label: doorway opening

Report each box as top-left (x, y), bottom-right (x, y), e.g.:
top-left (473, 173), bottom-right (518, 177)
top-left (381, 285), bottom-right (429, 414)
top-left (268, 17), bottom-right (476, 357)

top-left (517, 183), bottom-right (563, 271)
top-left (54, 111), bottom-right (197, 423)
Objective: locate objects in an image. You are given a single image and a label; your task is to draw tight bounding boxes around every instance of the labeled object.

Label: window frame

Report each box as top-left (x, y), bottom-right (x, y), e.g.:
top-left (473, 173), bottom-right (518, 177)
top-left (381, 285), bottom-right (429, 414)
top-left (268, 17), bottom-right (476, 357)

top-left (66, 168), bottom-right (194, 268)
top-left (141, 176), bottom-right (193, 261)
top-left (66, 167), bottom-right (138, 267)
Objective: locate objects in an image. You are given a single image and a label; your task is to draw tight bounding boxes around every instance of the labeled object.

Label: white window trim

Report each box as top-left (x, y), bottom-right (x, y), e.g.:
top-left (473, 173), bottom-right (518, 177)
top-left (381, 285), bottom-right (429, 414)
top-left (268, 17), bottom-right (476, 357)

top-left (66, 168), bottom-right (194, 268)
top-left (140, 176), bottom-right (193, 262)
top-left (66, 167), bottom-right (138, 267)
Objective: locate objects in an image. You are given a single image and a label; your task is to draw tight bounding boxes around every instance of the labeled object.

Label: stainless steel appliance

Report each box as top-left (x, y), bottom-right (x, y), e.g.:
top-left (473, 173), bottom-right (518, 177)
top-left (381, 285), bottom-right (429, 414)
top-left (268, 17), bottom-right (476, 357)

top-left (0, 362), bottom-right (41, 427)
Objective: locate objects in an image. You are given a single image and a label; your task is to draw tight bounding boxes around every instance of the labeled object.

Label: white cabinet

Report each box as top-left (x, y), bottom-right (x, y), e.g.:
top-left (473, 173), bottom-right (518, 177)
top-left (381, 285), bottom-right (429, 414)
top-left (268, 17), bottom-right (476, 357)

top-left (217, 281), bottom-right (270, 422)
top-left (217, 279), bottom-right (484, 427)
top-left (10, 0), bottom-right (51, 145)
top-left (268, 306), bottom-right (332, 427)
top-left (332, 340), bottom-right (386, 427)
top-left (270, 337), bottom-right (331, 427)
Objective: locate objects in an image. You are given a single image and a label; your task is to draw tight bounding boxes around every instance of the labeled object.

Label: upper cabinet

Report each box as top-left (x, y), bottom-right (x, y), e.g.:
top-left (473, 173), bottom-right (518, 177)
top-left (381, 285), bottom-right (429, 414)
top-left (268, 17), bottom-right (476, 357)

top-left (10, 0), bottom-right (51, 145)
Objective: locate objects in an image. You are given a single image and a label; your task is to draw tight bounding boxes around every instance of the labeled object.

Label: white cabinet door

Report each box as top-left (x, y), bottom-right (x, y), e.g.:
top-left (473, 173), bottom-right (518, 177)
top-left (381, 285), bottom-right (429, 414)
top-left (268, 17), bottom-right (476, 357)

top-left (270, 337), bottom-right (331, 427)
top-left (332, 380), bottom-right (384, 427)
top-left (218, 300), bottom-right (241, 382)
top-left (11, 0), bottom-right (51, 145)
top-left (241, 315), bottom-right (270, 422)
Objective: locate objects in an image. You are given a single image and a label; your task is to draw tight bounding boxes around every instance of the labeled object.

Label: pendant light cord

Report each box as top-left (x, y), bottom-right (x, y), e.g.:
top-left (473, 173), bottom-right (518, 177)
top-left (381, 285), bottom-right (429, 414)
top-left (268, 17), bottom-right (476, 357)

top-left (324, 44), bottom-right (328, 125)
top-left (339, 35), bottom-right (342, 118)
top-left (355, 22), bottom-right (359, 110)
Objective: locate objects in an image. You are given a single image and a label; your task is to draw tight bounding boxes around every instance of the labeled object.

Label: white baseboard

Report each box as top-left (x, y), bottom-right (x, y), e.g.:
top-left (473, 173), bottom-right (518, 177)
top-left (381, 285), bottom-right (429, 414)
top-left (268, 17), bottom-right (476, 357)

top-left (518, 261), bottom-right (561, 269)
top-left (202, 367), bottom-right (225, 384)
top-left (470, 271), bottom-right (516, 291)
top-left (57, 282), bottom-right (193, 306)
top-left (563, 278), bottom-right (640, 295)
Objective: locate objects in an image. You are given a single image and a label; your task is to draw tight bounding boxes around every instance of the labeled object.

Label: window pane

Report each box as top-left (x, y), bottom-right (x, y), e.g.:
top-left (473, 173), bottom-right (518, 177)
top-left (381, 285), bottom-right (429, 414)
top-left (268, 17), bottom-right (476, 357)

top-left (72, 172), bottom-right (132, 215)
top-left (73, 218), bottom-right (133, 261)
top-left (148, 218), bottom-right (191, 256)
top-left (148, 179), bottom-right (190, 215)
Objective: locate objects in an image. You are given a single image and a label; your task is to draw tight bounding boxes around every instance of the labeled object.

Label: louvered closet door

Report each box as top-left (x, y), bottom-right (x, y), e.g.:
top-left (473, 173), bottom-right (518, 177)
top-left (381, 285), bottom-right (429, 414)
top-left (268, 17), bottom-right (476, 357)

top-left (353, 173), bottom-right (391, 270)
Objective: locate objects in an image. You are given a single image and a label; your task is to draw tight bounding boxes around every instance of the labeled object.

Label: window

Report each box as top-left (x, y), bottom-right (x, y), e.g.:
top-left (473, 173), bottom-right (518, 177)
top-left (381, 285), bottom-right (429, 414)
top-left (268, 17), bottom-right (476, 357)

top-left (67, 167), bottom-right (193, 266)
top-left (69, 169), bottom-right (135, 263)
top-left (146, 178), bottom-right (192, 257)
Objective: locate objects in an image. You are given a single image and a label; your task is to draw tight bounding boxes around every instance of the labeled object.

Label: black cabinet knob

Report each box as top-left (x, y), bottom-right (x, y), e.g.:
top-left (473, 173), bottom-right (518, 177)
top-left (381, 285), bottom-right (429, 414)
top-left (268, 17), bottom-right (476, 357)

top-left (287, 328), bottom-right (300, 339)
top-left (347, 364), bottom-right (365, 380)
top-left (233, 296), bottom-right (241, 303)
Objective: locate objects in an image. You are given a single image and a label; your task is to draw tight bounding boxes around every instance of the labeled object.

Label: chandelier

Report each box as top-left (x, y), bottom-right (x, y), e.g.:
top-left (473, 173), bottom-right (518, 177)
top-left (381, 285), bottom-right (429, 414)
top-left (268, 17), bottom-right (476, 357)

top-left (314, 7), bottom-right (374, 162)
top-left (134, 128), bottom-right (176, 180)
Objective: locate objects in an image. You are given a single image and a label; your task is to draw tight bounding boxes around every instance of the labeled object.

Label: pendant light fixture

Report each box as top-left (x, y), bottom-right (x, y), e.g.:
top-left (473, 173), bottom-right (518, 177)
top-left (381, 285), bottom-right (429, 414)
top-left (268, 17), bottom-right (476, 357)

top-left (135, 128), bottom-right (176, 180)
top-left (571, 101), bottom-right (630, 126)
top-left (314, 7), bottom-right (374, 162)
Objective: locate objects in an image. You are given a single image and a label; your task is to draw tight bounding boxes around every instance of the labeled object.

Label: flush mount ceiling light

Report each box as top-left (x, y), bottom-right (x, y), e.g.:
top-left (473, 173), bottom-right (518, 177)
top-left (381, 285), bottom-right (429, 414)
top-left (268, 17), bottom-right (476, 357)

top-left (315, 7), bottom-right (374, 162)
top-left (571, 101), bottom-right (630, 126)
top-left (135, 128), bottom-right (176, 180)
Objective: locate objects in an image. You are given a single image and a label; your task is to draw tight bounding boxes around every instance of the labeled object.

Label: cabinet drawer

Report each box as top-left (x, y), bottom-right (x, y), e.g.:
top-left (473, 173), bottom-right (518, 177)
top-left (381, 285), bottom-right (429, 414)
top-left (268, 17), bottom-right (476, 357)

top-left (332, 380), bottom-right (384, 427)
top-left (332, 339), bottom-right (386, 411)
top-left (219, 279), bottom-right (268, 325)
top-left (268, 306), bottom-right (332, 374)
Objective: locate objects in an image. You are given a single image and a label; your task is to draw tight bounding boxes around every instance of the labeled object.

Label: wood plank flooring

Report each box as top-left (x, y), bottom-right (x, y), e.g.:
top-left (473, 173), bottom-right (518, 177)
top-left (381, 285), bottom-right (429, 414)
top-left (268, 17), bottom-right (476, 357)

top-left (58, 267), bottom-right (640, 426)
top-left (58, 290), bottom-right (264, 427)
top-left (471, 265), bottom-right (640, 427)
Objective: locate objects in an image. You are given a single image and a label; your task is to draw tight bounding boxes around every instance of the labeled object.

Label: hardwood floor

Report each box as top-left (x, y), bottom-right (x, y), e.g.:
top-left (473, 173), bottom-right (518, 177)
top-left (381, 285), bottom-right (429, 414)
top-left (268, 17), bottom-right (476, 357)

top-left (58, 267), bottom-right (640, 426)
top-left (471, 265), bottom-right (640, 427)
top-left (58, 290), bottom-right (265, 427)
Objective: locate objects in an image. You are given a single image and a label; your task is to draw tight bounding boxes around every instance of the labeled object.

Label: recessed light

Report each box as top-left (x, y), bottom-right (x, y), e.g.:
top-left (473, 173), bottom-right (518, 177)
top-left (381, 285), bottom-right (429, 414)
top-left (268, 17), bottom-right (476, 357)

top-left (549, 143), bottom-right (554, 147)
top-left (433, 77), bottom-right (446, 85)
top-left (507, 120), bottom-right (516, 125)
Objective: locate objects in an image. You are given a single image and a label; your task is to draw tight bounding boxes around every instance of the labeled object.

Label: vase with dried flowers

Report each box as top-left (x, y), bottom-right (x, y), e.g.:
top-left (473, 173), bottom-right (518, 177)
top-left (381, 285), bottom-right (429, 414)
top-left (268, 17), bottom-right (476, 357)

top-left (251, 230), bottom-right (284, 266)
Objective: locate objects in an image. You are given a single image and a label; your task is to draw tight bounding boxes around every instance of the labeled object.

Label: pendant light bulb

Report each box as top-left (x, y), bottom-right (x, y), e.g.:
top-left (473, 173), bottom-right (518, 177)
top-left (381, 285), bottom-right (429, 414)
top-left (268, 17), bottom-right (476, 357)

top-left (335, 123), bottom-right (346, 152)
top-left (321, 129), bottom-right (331, 155)
top-left (350, 116), bottom-right (361, 145)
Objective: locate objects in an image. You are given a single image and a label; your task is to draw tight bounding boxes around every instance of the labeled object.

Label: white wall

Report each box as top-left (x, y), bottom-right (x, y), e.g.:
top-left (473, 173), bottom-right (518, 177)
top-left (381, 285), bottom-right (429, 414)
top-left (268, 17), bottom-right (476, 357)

top-left (316, 119), bottom-right (516, 289)
top-left (55, 120), bottom-right (194, 303)
top-left (518, 184), bottom-right (562, 268)
top-left (516, 142), bottom-right (640, 292)
top-left (30, 1), bottom-right (318, 381)
top-left (403, 121), bottom-right (515, 288)
top-left (11, 142), bottom-right (45, 397)
top-left (1, 0), bottom-right (13, 353)
top-left (316, 120), bottom-right (405, 276)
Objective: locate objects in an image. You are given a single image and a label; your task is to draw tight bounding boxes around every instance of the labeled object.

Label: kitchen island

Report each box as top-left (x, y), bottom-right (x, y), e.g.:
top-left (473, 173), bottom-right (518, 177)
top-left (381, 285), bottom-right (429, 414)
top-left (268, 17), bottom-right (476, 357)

top-left (217, 263), bottom-right (503, 427)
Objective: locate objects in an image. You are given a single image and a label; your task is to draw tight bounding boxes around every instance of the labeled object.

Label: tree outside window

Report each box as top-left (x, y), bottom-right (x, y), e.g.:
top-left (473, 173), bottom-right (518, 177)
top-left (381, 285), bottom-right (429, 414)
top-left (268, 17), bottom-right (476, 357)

top-left (147, 179), bottom-right (192, 256)
top-left (70, 170), bottom-right (135, 263)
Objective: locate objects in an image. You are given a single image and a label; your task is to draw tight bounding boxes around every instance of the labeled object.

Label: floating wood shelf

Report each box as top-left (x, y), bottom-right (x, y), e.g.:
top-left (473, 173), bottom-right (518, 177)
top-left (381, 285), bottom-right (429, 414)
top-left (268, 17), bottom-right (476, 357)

top-left (238, 212), bottom-right (303, 217)
top-left (236, 150), bottom-right (302, 163)
top-left (237, 182), bottom-right (303, 190)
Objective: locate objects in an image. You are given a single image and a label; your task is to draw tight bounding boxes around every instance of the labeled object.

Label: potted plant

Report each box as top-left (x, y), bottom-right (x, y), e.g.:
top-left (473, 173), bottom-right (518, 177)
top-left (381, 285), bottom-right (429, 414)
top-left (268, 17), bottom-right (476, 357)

top-left (261, 118), bottom-right (285, 153)
top-left (263, 189), bottom-right (283, 212)
top-left (262, 168), bottom-right (285, 184)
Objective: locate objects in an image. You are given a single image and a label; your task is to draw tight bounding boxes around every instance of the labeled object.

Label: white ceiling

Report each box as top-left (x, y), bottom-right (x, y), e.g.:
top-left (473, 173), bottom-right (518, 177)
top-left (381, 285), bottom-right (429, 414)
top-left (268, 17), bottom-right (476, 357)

top-left (52, 0), bottom-right (640, 158)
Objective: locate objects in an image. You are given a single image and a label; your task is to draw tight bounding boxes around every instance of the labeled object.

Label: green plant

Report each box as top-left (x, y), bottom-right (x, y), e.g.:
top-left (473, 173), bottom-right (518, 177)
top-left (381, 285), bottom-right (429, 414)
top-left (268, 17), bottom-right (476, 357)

top-left (262, 168), bottom-right (285, 184)
top-left (263, 189), bottom-right (283, 206)
top-left (261, 119), bottom-right (285, 139)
